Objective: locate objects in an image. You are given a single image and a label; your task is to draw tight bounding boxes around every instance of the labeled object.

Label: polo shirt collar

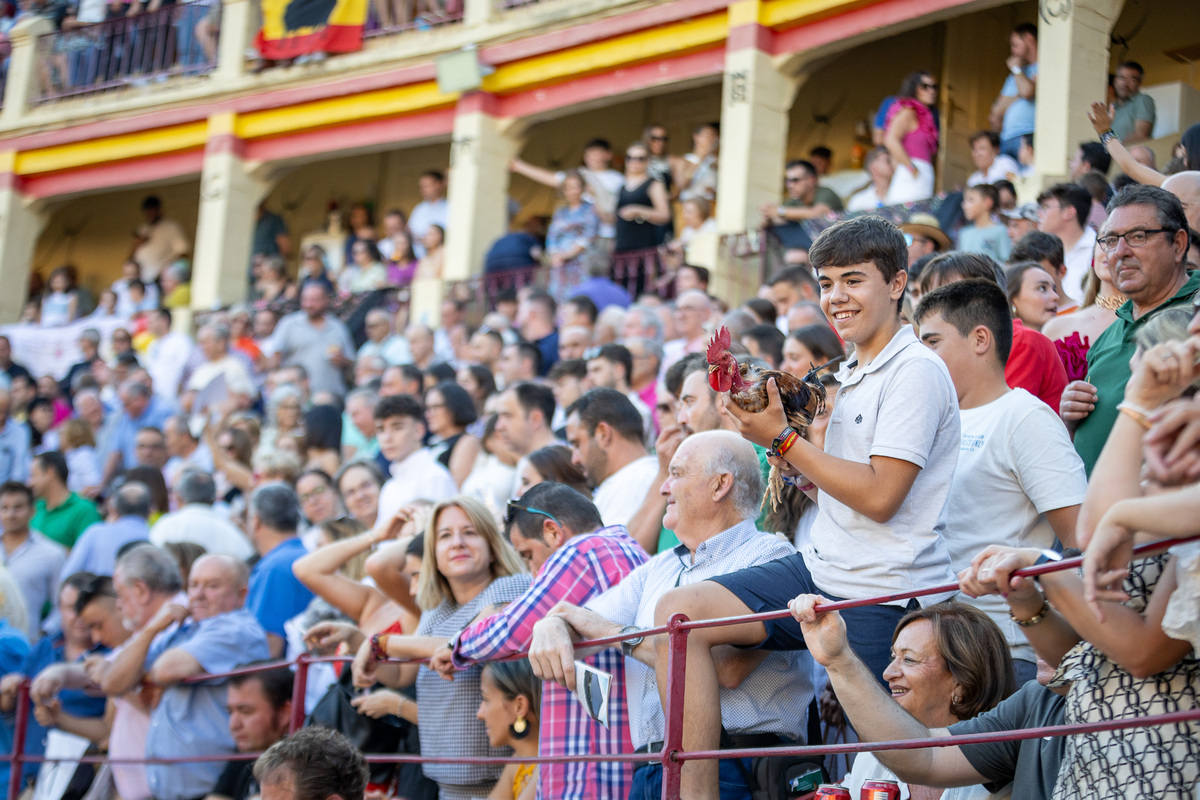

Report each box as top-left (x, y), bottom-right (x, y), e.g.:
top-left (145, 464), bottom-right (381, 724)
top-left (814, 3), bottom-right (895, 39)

top-left (834, 324), bottom-right (918, 388)
top-left (671, 519), bottom-right (759, 566)
top-left (1116, 271), bottom-right (1200, 324)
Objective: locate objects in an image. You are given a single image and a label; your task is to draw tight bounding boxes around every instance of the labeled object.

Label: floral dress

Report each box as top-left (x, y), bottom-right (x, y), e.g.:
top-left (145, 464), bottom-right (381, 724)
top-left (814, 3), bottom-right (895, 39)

top-left (1049, 554), bottom-right (1200, 800)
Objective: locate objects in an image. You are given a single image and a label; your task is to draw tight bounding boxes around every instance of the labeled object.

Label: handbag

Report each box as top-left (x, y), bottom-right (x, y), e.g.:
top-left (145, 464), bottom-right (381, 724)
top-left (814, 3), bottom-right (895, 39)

top-left (306, 668), bottom-right (404, 786)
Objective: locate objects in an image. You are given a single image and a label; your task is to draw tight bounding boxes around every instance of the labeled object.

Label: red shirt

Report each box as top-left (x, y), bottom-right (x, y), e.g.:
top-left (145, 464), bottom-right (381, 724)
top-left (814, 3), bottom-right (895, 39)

top-left (1006, 319), bottom-right (1068, 411)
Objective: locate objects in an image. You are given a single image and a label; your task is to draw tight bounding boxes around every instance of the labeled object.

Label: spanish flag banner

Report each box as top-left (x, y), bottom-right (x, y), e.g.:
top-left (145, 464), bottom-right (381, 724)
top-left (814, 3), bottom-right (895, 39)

top-left (256, 0), bottom-right (368, 60)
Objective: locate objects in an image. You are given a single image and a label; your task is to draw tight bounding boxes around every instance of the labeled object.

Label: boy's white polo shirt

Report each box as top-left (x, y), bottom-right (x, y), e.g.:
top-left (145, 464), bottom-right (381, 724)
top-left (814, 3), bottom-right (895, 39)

top-left (801, 324), bottom-right (960, 605)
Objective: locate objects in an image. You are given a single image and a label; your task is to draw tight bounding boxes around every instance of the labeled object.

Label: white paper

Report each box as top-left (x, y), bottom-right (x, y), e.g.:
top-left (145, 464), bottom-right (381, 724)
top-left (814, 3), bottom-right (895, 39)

top-left (33, 729), bottom-right (91, 800)
top-left (573, 661), bottom-right (612, 729)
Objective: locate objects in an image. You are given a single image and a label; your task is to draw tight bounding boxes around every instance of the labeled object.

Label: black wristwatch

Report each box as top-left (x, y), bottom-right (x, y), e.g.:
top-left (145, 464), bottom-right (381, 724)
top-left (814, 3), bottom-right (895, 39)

top-left (1032, 548), bottom-right (1063, 585)
top-left (619, 625), bottom-right (644, 657)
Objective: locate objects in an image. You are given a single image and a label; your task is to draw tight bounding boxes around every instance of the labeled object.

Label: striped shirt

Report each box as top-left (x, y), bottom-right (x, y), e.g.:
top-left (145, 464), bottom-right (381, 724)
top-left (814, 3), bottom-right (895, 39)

top-left (452, 526), bottom-right (648, 800)
top-left (587, 520), bottom-right (815, 748)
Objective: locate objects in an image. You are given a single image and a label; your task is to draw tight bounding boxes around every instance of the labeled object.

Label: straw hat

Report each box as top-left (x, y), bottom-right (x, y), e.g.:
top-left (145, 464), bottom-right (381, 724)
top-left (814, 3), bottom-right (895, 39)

top-left (899, 213), bottom-right (952, 251)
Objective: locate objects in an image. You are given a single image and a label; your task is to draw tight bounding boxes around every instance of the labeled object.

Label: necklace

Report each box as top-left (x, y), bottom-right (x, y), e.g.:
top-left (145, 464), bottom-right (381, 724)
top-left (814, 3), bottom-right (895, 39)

top-left (1095, 293), bottom-right (1126, 311)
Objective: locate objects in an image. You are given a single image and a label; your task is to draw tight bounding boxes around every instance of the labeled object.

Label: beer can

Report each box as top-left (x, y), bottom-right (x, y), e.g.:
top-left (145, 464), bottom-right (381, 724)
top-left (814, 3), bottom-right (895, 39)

top-left (814, 785), bottom-right (851, 799)
top-left (860, 779), bottom-right (901, 800)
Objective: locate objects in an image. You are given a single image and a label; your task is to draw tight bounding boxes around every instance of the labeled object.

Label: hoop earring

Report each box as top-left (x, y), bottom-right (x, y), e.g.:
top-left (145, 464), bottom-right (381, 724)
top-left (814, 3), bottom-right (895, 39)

top-left (510, 716), bottom-right (530, 740)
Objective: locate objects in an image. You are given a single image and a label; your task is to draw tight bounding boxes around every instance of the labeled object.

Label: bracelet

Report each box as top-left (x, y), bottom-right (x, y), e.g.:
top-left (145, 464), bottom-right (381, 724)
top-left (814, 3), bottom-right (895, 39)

top-left (1099, 129), bottom-right (1118, 146)
top-left (782, 475), bottom-right (816, 492)
top-left (769, 426), bottom-right (800, 458)
top-left (1010, 598), bottom-right (1049, 627)
top-left (369, 633), bottom-right (390, 661)
top-left (1116, 402), bottom-right (1152, 430)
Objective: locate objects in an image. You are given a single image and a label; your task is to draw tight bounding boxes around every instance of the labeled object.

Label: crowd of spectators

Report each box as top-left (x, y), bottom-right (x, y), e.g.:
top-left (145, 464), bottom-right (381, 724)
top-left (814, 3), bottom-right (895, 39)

top-left (0, 22), bottom-right (1198, 800)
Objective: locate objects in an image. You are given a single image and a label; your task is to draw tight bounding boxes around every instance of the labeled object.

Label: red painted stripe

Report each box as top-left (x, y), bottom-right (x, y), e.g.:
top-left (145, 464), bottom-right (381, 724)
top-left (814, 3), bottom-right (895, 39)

top-left (242, 106), bottom-right (455, 162)
top-left (726, 22), bottom-right (774, 52)
top-left (770, 0), bottom-right (970, 53)
top-left (0, 172), bottom-right (25, 193)
top-left (256, 23), bottom-right (366, 60)
top-left (205, 133), bottom-right (246, 157)
top-left (456, 91), bottom-right (500, 116)
top-left (495, 46), bottom-right (725, 119)
top-left (22, 149), bottom-right (204, 198)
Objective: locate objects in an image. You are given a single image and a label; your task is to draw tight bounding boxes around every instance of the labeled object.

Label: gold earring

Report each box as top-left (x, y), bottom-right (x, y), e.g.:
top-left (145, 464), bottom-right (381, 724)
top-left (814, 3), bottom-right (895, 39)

top-left (513, 716), bottom-right (527, 734)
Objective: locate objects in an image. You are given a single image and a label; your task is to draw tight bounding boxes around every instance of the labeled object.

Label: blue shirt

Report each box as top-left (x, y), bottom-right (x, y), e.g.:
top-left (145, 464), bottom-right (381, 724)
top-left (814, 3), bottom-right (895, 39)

top-left (59, 515), bottom-right (150, 580)
top-left (247, 537), bottom-right (314, 639)
top-left (108, 396), bottom-right (174, 470)
top-left (532, 331), bottom-right (559, 377)
top-left (0, 419), bottom-right (31, 484)
top-left (1000, 63), bottom-right (1038, 140)
top-left (568, 278), bottom-right (631, 312)
top-left (0, 621), bottom-right (30, 791)
top-left (484, 232), bottom-right (541, 274)
top-left (145, 608), bottom-right (270, 800)
top-left (18, 637), bottom-right (108, 782)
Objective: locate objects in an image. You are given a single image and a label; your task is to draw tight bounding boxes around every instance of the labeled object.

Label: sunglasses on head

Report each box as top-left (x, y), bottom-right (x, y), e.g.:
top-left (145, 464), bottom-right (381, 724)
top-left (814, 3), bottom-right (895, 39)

top-left (505, 500), bottom-right (561, 528)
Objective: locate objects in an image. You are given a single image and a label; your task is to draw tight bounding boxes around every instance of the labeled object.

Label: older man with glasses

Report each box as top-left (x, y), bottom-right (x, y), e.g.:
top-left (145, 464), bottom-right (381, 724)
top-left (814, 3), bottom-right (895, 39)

top-left (428, 481), bottom-right (647, 800)
top-left (1060, 184), bottom-right (1200, 474)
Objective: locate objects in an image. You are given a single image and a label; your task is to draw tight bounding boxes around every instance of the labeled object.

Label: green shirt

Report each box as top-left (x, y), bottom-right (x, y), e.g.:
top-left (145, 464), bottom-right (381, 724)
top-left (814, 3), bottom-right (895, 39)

top-left (32, 493), bottom-right (103, 548)
top-left (1074, 271), bottom-right (1200, 474)
top-left (655, 443), bottom-right (773, 553)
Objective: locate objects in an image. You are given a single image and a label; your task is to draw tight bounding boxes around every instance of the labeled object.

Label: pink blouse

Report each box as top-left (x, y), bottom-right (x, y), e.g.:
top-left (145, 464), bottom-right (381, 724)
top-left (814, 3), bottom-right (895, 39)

top-left (886, 97), bottom-right (939, 163)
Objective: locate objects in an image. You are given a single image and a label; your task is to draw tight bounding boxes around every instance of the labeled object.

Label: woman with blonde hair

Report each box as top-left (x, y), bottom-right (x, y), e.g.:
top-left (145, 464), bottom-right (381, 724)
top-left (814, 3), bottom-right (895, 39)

top-left (57, 418), bottom-right (102, 495)
top-left (353, 497), bottom-right (531, 800)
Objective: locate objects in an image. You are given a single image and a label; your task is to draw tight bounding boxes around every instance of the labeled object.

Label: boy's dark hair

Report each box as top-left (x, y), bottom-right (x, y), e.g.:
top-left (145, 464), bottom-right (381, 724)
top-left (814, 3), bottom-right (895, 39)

top-left (253, 728), bottom-right (368, 800)
top-left (966, 183), bottom-right (1000, 212)
top-left (665, 352), bottom-right (706, 397)
top-left (74, 575), bottom-right (115, 615)
top-left (590, 344), bottom-right (633, 384)
top-left (1009, 231), bottom-right (1065, 270)
top-left (548, 358), bottom-right (587, 382)
top-left (1078, 142), bottom-right (1113, 175)
top-left (566, 388), bottom-right (644, 444)
top-left (506, 481), bottom-right (602, 544)
top-left (810, 216), bottom-right (908, 311)
top-left (0, 481), bottom-right (32, 505)
top-left (373, 394), bottom-right (424, 424)
top-left (1037, 183), bottom-right (1092, 230)
top-left (915, 279), bottom-right (1014, 366)
top-left (229, 663), bottom-right (295, 710)
top-left (565, 295), bottom-right (598, 325)
top-left (743, 324), bottom-right (786, 369)
top-left (509, 382), bottom-right (556, 427)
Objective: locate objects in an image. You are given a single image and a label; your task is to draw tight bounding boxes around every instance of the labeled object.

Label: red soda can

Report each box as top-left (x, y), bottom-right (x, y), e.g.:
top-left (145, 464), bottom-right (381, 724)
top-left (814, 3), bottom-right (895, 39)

top-left (860, 780), bottom-right (901, 800)
top-left (814, 785), bottom-right (851, 799)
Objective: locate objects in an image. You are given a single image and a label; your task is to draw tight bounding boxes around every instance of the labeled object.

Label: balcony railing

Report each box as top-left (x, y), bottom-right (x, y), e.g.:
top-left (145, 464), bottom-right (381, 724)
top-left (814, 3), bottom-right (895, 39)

top-left (33, 3), bottom-right (218, 104)
top-left (362, 0), bottom-right (464, 40)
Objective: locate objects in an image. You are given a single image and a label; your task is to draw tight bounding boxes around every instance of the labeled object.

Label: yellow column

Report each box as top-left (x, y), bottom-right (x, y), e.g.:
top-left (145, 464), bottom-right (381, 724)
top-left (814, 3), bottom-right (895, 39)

top-left (0, 16), bottom-right (53, 128)
top-left (191, 113), bottom-right (270, 313)
top-left (0, 154), bottom-right (48, 323)
top-left (425, 93), bottom-right (521, 326)
top-left (1032, 0), bottom-right (1124, 183)
top-left (714, 0), bottom-right (796, 301)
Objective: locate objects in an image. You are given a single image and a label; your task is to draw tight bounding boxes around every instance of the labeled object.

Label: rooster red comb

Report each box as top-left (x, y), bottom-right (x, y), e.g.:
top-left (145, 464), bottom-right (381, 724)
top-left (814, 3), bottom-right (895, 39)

top-left (706, 326), bottom-right (732, 364)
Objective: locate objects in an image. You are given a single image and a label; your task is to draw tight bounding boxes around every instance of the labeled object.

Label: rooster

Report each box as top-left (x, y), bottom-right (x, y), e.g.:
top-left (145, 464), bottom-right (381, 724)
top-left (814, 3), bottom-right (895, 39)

top-left (706, 325), bottom-right (836, 510)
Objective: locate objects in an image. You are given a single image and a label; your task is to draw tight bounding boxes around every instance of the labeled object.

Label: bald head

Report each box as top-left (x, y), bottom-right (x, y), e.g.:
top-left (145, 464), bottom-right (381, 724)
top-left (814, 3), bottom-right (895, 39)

top-left (188, 554), bottom-right (250, 620)
top-left (678, 430), bottom-right (764, 519)
top-left (1163, 171), bottom-right (1200, 234)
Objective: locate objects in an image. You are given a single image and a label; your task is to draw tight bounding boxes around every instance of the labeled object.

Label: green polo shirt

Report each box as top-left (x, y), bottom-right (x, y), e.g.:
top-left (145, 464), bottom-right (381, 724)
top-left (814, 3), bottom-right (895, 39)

top-left (1074, 271), bottom-right (1200, 475)
top-left (655, 442), bottom-right (774, 553)
top-left (32, 493), bottom-right (103, 549)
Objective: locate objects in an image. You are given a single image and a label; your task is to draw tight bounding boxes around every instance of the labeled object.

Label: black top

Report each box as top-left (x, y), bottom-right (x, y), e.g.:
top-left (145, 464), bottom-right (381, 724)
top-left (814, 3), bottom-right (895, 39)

top-left (614, 178), bottom-right (663, 253)
top-left (211, 759), bottom-right (257, 800)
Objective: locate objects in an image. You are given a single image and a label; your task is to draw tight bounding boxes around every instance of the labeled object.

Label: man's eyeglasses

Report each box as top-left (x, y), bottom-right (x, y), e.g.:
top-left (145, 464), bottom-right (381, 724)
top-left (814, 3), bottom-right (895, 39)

top-left (505, 500), bottom-right (561, 527)
top-left (1097, 229), bottom-right (1174, 252)
top-left (626, 154), bottom-right (648, 162)
top-left (298, 484), bottom-right (328, 504)
top-left (785, 176), bottom-right (805, 183)
top-left (919, 82), bottom-right (939, 91)
top-left (648, 135), bottom-right (668, 142)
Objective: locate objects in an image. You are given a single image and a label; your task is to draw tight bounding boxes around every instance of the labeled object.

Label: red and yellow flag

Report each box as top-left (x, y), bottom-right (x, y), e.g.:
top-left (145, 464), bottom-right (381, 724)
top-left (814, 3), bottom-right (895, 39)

top-left (256, 0), bottom-right (368, 60)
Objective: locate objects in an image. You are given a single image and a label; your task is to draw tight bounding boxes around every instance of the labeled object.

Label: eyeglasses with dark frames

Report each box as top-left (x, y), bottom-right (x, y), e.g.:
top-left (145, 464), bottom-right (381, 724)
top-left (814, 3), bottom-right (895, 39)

top-left (1096, 229), bottom-right (1174, 252)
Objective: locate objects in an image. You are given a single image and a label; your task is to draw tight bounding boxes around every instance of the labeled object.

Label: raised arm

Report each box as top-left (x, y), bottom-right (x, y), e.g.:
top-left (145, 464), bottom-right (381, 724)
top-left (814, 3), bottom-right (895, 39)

top-left (1089, 103), bottom-right (1164, 187)
top-left (510, 158), bottom-right (563, 189)
top-left (293, 529), bottom-right (391, 624)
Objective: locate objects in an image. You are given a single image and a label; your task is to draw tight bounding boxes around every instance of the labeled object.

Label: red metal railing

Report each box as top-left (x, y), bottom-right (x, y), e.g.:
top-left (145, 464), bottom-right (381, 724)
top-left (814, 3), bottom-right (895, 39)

top-left (7, 535), bottom-right (1195, 800)
top-left (34, 3), bottom-right (218, 104)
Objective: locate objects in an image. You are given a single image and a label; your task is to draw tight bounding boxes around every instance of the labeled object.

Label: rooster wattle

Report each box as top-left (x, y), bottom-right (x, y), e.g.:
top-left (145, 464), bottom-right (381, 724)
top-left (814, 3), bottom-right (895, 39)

top-left (706, 325), bottom-right (836, 510)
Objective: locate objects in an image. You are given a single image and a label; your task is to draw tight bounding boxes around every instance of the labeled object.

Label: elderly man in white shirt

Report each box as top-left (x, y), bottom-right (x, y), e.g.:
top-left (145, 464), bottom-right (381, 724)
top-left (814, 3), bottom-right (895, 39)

top-left (529, 431), bottom-right (815, 799)
top-left (151, 470), bottom-right (254, 560)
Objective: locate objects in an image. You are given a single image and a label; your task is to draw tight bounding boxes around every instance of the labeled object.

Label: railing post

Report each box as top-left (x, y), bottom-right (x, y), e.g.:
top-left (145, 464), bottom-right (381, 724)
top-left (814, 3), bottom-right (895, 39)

top-left (0, 16), bottom-right (53, 126)
top-left (8, 680), bottom-right (30, 800)
top-left (290, 655), bottom-right (308, 733)
top-left (660, 613), bottom-right (690, 800)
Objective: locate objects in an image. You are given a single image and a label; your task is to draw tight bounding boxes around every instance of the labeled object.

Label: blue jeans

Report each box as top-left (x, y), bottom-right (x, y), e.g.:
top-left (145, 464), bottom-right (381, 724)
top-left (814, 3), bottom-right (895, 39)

top-left (630, 758), bottom-right (755, 800)
top-left (175, 3), bottom-right (210, 70)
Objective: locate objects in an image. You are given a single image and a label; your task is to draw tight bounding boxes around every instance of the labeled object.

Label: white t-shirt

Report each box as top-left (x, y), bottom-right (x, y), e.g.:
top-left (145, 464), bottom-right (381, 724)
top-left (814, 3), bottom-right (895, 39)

top-left (150, 503), bottom-right (255, 561)
top-left (134, 218), bottom-right (190, 282)
top-left (1063, 226), bottom-right (1098, 299)
top-left (802, 325), bottom-right (959, 604)
top-left (408, 198), bottom-right (449, 258)
top-left (592, 454), bottom-right (659, 528)
top-left (966, 155), bottom-right (1021, 188)
top-left (145, 331), bottom-right (195, 397)
top-left (377, 447), bottom-right (458, 523)
top-left (845, 185), bottom-right (889, 212)
top-left (946, 389), bottom-right (1087, 662)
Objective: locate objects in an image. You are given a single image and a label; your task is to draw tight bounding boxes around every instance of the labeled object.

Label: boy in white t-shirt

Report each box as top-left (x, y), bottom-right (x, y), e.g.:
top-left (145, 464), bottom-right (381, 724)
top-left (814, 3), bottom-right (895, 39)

top-left (651, 216), bottom-right (961, 800)
top-left (914, 278), bottom-right (1086, 684)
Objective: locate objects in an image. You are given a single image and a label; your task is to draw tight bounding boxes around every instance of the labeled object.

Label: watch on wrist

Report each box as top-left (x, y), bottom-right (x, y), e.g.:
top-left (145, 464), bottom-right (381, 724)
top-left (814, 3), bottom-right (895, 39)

top-left (1099, 129), bottom-right (1118, 146)
top-left (1032, 548), bottom-right (1063, 586)
top-left (619, 625), bottom-right (644, 657)
top-left (769, 426), bottom-right (800, 459)
top-left (1010, 63), bottom-right (1022, 75)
